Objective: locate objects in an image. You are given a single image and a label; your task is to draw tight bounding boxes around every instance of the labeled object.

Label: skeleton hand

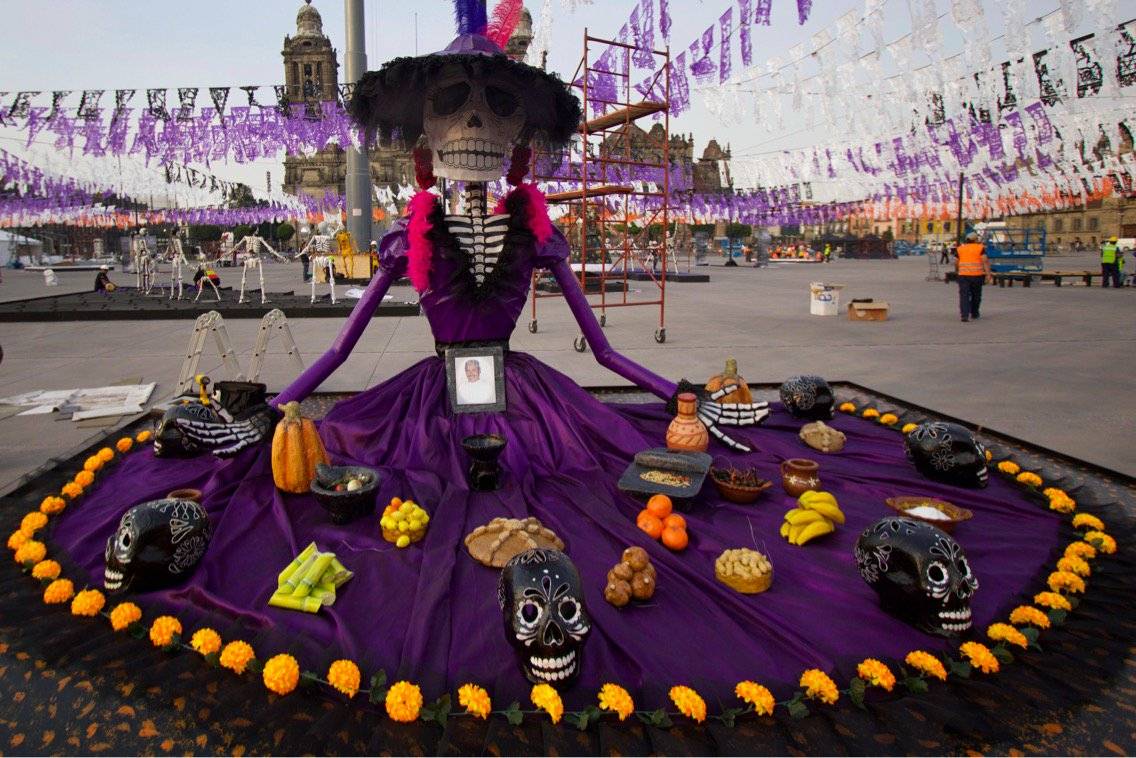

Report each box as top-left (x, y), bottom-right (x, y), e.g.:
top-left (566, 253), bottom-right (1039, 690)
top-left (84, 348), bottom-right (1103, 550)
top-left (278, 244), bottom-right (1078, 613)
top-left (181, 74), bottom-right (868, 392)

top-left (668, 379), bottom-right (769, 453)
top-left (175, 405), bottom-right (282, 458)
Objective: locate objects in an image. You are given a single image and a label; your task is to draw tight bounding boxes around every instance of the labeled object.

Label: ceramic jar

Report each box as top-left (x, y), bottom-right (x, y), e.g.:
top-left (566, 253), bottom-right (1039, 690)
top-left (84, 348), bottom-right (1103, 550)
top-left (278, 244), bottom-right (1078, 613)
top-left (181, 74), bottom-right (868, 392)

top-left (780, 458), bottom-right (820, 496)
top-left (666, 392), bottom-right (709, 453)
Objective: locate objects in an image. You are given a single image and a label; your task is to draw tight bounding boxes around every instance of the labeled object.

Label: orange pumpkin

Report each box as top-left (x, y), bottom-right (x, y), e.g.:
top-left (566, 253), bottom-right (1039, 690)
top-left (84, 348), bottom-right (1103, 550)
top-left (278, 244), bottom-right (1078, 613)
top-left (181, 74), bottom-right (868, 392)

top-left (705, 358), bottom-right (752, 404)
top-left (271, 402), bottom-right (329, 493)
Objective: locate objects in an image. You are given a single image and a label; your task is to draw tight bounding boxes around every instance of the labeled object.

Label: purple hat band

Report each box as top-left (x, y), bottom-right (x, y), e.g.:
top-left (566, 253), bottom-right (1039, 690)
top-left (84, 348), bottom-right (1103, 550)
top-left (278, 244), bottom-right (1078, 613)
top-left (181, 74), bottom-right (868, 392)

top-left (440, 33), bottom-right (506, 57)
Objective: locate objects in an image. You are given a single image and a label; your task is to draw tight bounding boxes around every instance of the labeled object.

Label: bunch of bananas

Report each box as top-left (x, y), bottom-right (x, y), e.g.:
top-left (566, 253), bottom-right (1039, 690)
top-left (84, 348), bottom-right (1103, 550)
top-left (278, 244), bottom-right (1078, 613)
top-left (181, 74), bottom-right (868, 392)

top-left (780, 490), bottom-right (844, 545)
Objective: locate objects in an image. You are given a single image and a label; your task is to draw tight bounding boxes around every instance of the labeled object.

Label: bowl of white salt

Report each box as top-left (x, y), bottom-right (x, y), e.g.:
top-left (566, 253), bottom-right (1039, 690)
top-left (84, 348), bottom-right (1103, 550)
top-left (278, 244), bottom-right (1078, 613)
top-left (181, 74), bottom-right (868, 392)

top-left (885, 496), bottom-right (973, 534)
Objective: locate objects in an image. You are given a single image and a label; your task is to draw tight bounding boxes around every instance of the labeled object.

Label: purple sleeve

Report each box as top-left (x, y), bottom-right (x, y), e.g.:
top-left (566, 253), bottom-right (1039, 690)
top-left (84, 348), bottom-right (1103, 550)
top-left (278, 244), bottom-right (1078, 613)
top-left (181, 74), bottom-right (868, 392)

top-left (549, 258), bottom-right (676, 401)
top-left (533, 226), bottom-right (570, 268)
top-left (272, 223), bottom-right (409, 406)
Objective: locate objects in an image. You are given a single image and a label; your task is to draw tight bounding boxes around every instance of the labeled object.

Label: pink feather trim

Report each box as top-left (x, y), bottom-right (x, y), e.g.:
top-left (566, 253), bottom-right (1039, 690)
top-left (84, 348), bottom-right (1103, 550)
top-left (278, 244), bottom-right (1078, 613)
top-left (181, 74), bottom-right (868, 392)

top-left (494, 183), bottom-right (553, 246)
top-left (406, 190), bottom-right (437, 292)
top-left (486, 0), bottom-right (524, 50)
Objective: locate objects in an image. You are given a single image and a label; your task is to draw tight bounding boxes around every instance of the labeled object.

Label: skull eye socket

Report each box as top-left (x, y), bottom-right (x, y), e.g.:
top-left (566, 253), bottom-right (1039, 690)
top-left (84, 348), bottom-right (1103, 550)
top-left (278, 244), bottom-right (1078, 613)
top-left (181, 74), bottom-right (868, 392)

top-left (956, 557), bottom-right (971, 577)
top-left (520, 600), bottom-right (541, 625)
top-left (431, 82), bottom-right (471, 116)
top-left (485, 85), bottom-right (520, 117)
top-left (558, 598), bottom-right (579, 624)
top-left (926, 562), bottom-right (948, 584)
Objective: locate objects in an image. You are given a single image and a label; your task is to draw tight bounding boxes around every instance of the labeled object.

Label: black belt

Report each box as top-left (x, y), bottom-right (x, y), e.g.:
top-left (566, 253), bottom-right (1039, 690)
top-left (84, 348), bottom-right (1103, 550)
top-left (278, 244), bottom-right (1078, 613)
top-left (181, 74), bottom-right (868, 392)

top-left (434, 339), bottom-right (510, 358)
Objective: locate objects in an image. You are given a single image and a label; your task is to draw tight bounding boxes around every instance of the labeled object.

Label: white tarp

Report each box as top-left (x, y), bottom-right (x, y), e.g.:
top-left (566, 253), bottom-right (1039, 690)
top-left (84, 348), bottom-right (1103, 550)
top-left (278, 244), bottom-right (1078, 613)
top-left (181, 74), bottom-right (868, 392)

top-left (0, 384), bottom-right (156, 420)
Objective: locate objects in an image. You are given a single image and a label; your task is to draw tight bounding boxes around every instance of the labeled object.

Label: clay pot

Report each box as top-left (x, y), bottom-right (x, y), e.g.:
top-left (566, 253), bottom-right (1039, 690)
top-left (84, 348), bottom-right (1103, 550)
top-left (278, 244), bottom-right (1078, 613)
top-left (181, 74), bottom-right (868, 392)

top-left (666, 393), bottom-right (709, 453)
top-left (780, 459), bottom-right (820, 497)
top-left (166, 488), bottom-right (202, 503)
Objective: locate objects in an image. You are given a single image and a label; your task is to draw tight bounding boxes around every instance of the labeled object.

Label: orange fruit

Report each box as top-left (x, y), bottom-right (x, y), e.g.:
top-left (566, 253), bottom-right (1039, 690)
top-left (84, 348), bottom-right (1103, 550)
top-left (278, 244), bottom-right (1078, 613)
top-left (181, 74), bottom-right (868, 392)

top-left (661, 526), bottom-right (689, 551)
top-left (646, 494), bottom-right (673, 519)
top-left (636, 512), bottom-right (664, 540)
top-left (663, 513), bottom-right (686, 530)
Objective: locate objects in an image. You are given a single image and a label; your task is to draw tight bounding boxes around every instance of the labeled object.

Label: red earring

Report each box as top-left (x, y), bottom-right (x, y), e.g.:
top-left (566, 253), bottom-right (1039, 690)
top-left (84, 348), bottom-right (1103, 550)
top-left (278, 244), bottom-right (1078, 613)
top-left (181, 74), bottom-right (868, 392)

top-left (413, 143), bottom-right (436, 190)
top-left (506, 144), bottom-right (532, 187)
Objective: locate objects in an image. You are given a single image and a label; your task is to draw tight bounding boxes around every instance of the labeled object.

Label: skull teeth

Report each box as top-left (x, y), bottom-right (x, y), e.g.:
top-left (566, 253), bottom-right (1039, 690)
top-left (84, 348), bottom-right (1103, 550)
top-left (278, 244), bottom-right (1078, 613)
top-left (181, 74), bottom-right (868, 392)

top-left (439, 139), bottom-right (505, 171)
top-left (528, 653), bottom-right (577, 682)
top-left (940, 621), bottom-right (972, 632)
top-left (937, 609), bottom-right (972, 620)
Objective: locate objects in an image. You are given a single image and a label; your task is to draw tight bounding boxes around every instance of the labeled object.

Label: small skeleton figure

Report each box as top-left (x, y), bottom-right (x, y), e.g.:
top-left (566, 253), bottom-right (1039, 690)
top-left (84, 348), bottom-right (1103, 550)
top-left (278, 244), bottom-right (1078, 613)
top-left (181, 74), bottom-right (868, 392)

top-left (231, 235), bottom-right (286, 304)
top-left (165, 236), bottom-right (191, 300)
top-left (298, 233), bottom-right (337, 303)
top-left (131, 228), bottom-right (159, 295)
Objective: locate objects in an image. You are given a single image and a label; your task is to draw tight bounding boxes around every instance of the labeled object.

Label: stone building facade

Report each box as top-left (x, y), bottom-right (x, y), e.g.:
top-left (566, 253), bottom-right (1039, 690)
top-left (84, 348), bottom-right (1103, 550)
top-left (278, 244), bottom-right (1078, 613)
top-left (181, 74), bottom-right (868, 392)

top-left (598, 124), bottom-right (733, 194)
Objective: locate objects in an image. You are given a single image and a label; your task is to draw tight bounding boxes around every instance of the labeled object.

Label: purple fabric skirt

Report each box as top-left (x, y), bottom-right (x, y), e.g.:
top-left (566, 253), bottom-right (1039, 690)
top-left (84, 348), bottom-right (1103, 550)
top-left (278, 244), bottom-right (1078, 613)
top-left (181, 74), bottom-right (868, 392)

top-left (52, 353), bottom-right (1062, 707)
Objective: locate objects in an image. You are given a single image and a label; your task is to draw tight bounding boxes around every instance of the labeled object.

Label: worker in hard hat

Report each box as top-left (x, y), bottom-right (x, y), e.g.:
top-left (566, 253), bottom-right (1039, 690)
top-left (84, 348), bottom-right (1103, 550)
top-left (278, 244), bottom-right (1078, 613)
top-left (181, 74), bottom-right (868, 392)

top-left (955, 231), bottom-right (992, 322)
top-left (1100, 235), bottom-right (1122, 288)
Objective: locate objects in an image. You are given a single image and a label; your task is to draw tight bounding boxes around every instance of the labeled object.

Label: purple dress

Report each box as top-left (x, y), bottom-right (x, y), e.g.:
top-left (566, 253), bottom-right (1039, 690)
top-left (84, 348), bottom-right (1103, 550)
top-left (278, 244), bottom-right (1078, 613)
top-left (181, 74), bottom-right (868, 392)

top-left (51, 193), bottom-right (1064, 709)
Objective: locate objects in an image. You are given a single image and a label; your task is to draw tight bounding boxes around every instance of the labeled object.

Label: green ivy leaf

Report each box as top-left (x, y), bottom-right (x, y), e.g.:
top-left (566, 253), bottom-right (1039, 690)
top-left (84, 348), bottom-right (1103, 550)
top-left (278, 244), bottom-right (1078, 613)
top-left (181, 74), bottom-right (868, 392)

top-left (1047, 609), bottom-right (1067, 625)
top-left (904, 676), bottom-right (929, 695)
top-left (565, 712), bottom-right (587, 731)
top-left (992, 645), bottom-right (1014, 665)
top-left (636, 709), bottom-right (672, 728)
top-left (503, 701), bottom-right (523, 726)
top-left (368, 671), bottom-right (389, 705)
top-left (246, 658), bottom-right (264, 675)
top-left (849, 677), bottom-right (866, 709)
top-left (786, 699), bottom-right (810, 720)
top-left (203, 652), bottom-right (220, 667)
top-left (716, 706), bottom-right (744, 728)
top-left (432, 694), bottom-right (451, 728)
top-left (299, 671), bottom-right (319, 689)
top-left (128, 622), bottom-right (146, 640)
top-left (1020, 626), bottom-right (1040, 645)
top-left (948, 659), bottom-right (971, 679)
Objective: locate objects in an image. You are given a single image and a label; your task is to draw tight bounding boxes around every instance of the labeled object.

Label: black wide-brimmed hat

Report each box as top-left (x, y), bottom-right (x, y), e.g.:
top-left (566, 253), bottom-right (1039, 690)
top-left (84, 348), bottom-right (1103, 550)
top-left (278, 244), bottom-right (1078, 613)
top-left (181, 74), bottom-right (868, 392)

top-left (348, 1), bottom-right (580, 147)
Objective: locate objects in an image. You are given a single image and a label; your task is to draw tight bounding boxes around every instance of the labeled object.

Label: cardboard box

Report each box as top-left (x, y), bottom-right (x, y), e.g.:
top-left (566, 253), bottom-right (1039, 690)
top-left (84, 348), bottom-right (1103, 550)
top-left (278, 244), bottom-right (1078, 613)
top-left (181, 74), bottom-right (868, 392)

top-left (848, 301), bottom-right (889, 321)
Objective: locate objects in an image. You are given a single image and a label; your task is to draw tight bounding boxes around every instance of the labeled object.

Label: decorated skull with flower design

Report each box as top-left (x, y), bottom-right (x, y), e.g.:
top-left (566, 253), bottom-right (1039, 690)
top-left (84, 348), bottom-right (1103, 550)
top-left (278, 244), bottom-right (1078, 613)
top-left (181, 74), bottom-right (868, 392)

top-left (904, 421), bottom-right (988, 488)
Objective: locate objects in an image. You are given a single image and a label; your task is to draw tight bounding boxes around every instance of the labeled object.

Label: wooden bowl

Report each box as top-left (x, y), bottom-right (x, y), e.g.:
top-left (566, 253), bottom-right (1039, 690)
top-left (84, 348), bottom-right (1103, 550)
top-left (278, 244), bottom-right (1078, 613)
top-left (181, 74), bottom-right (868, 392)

top-left (885, 496), bottom-right (973, 533)
top-left (710, 467), bottom-right (773, 504)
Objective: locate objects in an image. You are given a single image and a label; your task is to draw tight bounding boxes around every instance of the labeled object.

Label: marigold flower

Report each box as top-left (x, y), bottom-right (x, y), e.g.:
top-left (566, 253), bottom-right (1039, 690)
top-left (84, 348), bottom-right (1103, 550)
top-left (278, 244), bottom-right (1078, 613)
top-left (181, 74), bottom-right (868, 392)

top-left (262, 653), bottom-right (300, 696)
top-left (39, 496), bottom-right (66, 515)
top-left (190, 628), bottom-right (222, 657)
top-left (997, 461), bottom-right (1021, 475)
top-left (735, 680), bottom-right (775, 715)
top-left (1008, 606), bottom-right (1050, 629)
top-left (31, 559), bottom-right (61, 581)
top-left (861, 408), bottom-right (880, 419)
top-left (61, 482), bottom-right (83, 499)
top-left (43, 578), bottom-right (74, 604)
top-left (109, 601), bottom-right (142, 631)
top-left (985, 449), bottom-right (993, 461)
top-left (856, 658), bottom-right (896, 691)
top-left (458, 683), bottom-right (491, 719)
top-left (1042, 487), bottom-right (1066, 500)
top-left (7, 529), bottom-right (31, 551)
top-left (1033, 591), bottom-right (1072, 611)
top-left (530, 682), bottom-right (564, 724)
top-left (327, 659), bottom-right (361, 699)
top-left (83, 455), bottom-right (103, 473)
top-left (1015, 471), bottom-right (1042, 487)
top-left (135, 430), bottom-right (153, 443)
top-left (219, 640), bottom-right (256, 674)
top-left (20, 512), bottom-right (48, 534)
top-left (1072, 513), bottom-right (1105, 532)
top-left (386, 681), bottom-right (424, 722)
top-left (15, 540), bottom-right (46, 565)
top-left (70, 588), bottom-right (106, 617)
top-left (1047, 570), bottom-right (1086, 594)
top-left (116, 437), bottom-right (134, 453)
top-left (74, 470), bottom-right (95, 488)
top-left (1056, 555), bottom-right (1091, 577)
top-left (1082, 531), bottom-right (1116, 554)
top-left (149, 615), bottom-right (182, 647)
top-left (901, 422), bottom-right (918, 434)
top-left (904, 650), bottom-right (947, 681)
top-left (799, 669), bottom-right (839, 704)
top-left (97, 447), bottom-right (115, 463)
top-left (960, 641), bottom-right (999, 674)
top-left (987, 623), bottom-right (1028, 649)
top-left (838, 402), bottom-right (856, 413)
top-left (1047, 494), bottom-right (1076, 514)
top-left (598, 683), bottom-right (634, 721)
top-left (1064, 541), bottom-right (1097, 561)
top-left (668, 684), bottom-right (707, 722)
top-left (878, 413), bottom-right (899, 425)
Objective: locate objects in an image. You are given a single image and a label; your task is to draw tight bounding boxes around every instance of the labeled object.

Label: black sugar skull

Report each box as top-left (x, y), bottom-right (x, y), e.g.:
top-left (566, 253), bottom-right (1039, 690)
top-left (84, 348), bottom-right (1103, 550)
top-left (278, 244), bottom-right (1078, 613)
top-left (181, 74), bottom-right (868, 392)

top-left (779, 375), bottom-right (835, 420)
top-left (904, 421), bottom-right (988, 488)
top-left (104, 498), bottom-right (211, 593)
top-left (153, 402), bottom-right (222, 457)
top-left (855, 517), bottom-right (979, 636)
top-left (497, 548), bottom-right (590, 688)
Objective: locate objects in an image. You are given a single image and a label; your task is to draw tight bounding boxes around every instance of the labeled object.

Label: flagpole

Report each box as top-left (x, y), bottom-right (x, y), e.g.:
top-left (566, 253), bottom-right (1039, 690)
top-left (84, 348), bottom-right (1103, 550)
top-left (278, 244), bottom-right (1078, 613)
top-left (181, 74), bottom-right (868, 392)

top-left (344, 0), bottom-right (372, 251)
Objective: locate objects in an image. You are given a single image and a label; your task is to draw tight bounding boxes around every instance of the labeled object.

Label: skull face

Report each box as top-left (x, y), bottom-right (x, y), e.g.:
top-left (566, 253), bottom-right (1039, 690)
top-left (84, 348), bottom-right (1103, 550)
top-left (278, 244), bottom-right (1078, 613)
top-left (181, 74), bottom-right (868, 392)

top-left (153, 401), bottom-right (222, 457)
top-left (904, 421), bottom-right (988, 488)
top-left (498, 548), bottom-right (591, 688)
top-left (779, 375), bottom-right (835, 420)
top-left (855, 517), bottom-right (979, 636)
top-left (424, 66), bottom-right (526, 182)
top-left (104, 498), bottom-right (211, 593)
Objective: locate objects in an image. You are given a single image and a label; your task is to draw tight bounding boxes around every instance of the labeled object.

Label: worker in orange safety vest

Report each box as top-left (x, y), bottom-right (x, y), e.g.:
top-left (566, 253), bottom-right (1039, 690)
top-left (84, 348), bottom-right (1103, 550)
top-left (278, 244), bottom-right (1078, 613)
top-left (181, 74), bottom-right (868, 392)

top-left (955, 232), bottom-right (992, 322)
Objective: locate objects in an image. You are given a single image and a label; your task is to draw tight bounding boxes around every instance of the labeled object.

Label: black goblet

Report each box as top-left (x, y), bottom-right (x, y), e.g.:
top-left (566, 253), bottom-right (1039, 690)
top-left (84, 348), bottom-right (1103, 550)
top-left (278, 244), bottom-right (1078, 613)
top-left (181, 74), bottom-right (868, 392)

top-left (461, 434), bottom-right (507, 491)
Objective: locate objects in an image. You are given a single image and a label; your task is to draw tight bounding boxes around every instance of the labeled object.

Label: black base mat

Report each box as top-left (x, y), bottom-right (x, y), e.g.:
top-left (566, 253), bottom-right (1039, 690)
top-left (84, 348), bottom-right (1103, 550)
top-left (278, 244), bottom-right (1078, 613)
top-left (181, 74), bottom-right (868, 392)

top-left (0, 384), bottom-right (1133, 755)
top-left (0, 289), bottom-right (420, 321)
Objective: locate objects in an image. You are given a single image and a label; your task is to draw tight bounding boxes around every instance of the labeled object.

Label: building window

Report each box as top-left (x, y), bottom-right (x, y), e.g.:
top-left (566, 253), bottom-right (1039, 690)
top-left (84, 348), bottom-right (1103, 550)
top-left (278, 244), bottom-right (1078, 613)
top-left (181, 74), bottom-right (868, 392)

top-left (926, 222), bottom-right (934, 232)
top-left (1072, 217), bottom-right (1083, 232)
top-left (944, 222), bottom-right (951, 232)
top-left (1088, 216), bottom-right (1099, 231)
top-left (1053, 219), bottom-right (1063, 232)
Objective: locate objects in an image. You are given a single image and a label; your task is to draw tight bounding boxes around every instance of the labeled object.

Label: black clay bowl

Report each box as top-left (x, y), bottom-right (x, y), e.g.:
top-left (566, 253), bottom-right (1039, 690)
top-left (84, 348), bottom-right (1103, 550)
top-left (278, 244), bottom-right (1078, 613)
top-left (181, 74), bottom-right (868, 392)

top-left (461, 434), bottom-right (507, 463)
top-left (310, 465), bottom-right (380, 525)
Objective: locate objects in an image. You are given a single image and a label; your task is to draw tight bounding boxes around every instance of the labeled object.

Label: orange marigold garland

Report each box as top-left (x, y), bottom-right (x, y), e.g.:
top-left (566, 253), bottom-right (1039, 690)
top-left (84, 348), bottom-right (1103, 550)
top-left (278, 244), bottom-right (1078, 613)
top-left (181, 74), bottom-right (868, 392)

top-left (1047, 570), bottom-right (1086, 594)
top-left (878, 413), bottom-right (899, 425)
top-left (327, 660), bottom-right (361, 699)
top-left (149, 615), bottom-right (182, 647)
top-left (668, 684), bottom-right (707, 722)
top-left (901, 422), bottom-right (918, 433)
top-left (1033, 591), bottom-right (1072, 611)
top-left (109, 601), bottom-right (142, 631)
top-left (1015, 471), bottom-right (1042, 487)
top-left (190, 628), bottom-right (222, 657)
top-left (1071, 513), bottom-right (1105, 532)
top-left (856, 658), bottom-right (896, 691)
top-left (458, 683), bottom-right (491, 719)
top-left (960, 641), bottom-right (999, 674)
top-left (219, 640), bottom-right (256, 674)
top-left (987, 623), bottom-right (1028, 649)
top-left (597, 683), bottom-right (634, 721)
top-left (20, 512), bottom-right (48, 534)
top-left (996, 461), bottom-right (1020, 475)
top-left (70, 588), bottom-right (106, 617)
top-left (1056, 555), bottom-right (1091, 577)
top-left (82, 455), bottom-right (103, 473)
top-left (1082, 531), bottom-right (1116, 555)
top-left (97, 447), bottom-right (115, 463)
top-left (14, 539), bottom-right (46, 566)
top-left (904, 650), bottom-right (948, 681)
top-left (386, 681), bottom-right (424, 722)
top-left (116, 437), bottom-right (134, 453)
top-left (735, 680), bottom-right (775, 715)
top-left (43, 578), bottom-right (74, 604)
top-left (1008, 606), bottom-right (1051, 629)
top-left (61, 482), bottom-right (83, 499)
top-left (39, 496), bottom-right (66, 515)
top-left (1064, 541), bottom-right (1097, 561)
top-left (74, 470), bottom-right (96, 488)
top-left (799, 669), bottom-right (839, 704)
top-left (262, 653), bottom-right (300, 696)
top-left (135, 430), bottom-right (153, 443)
top-left (7, 529), bottom-right (30, 551)
top-left (31, 559), bottom-right (61, 581)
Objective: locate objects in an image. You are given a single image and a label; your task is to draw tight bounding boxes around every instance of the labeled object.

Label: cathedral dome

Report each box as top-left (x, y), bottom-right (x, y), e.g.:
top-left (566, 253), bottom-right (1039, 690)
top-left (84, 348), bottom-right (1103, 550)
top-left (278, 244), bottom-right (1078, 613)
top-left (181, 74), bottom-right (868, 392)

top-left (296, 0), bottom-right (324, 38)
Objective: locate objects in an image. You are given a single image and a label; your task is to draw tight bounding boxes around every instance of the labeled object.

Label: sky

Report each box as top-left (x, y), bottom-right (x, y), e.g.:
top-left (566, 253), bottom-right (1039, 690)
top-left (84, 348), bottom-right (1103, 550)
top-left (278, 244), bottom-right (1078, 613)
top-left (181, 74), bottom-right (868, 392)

top-left (0, 0), bottom-right (1088, 200)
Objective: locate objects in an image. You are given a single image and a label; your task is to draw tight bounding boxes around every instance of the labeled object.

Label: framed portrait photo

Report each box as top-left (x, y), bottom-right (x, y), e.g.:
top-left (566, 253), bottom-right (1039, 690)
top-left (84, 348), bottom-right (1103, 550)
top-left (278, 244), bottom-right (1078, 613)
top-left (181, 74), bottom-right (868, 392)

top-left (445, 345), bottom-right (507, 415)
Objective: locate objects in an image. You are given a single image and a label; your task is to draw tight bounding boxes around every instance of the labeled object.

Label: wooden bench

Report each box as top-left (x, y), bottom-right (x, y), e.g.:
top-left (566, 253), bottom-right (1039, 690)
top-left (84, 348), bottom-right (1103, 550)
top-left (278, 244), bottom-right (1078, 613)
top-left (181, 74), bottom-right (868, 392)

top-left (992, 272), bottom-right (1034, 287)
top-left (1038, 270), bottom-right (1099, 287)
